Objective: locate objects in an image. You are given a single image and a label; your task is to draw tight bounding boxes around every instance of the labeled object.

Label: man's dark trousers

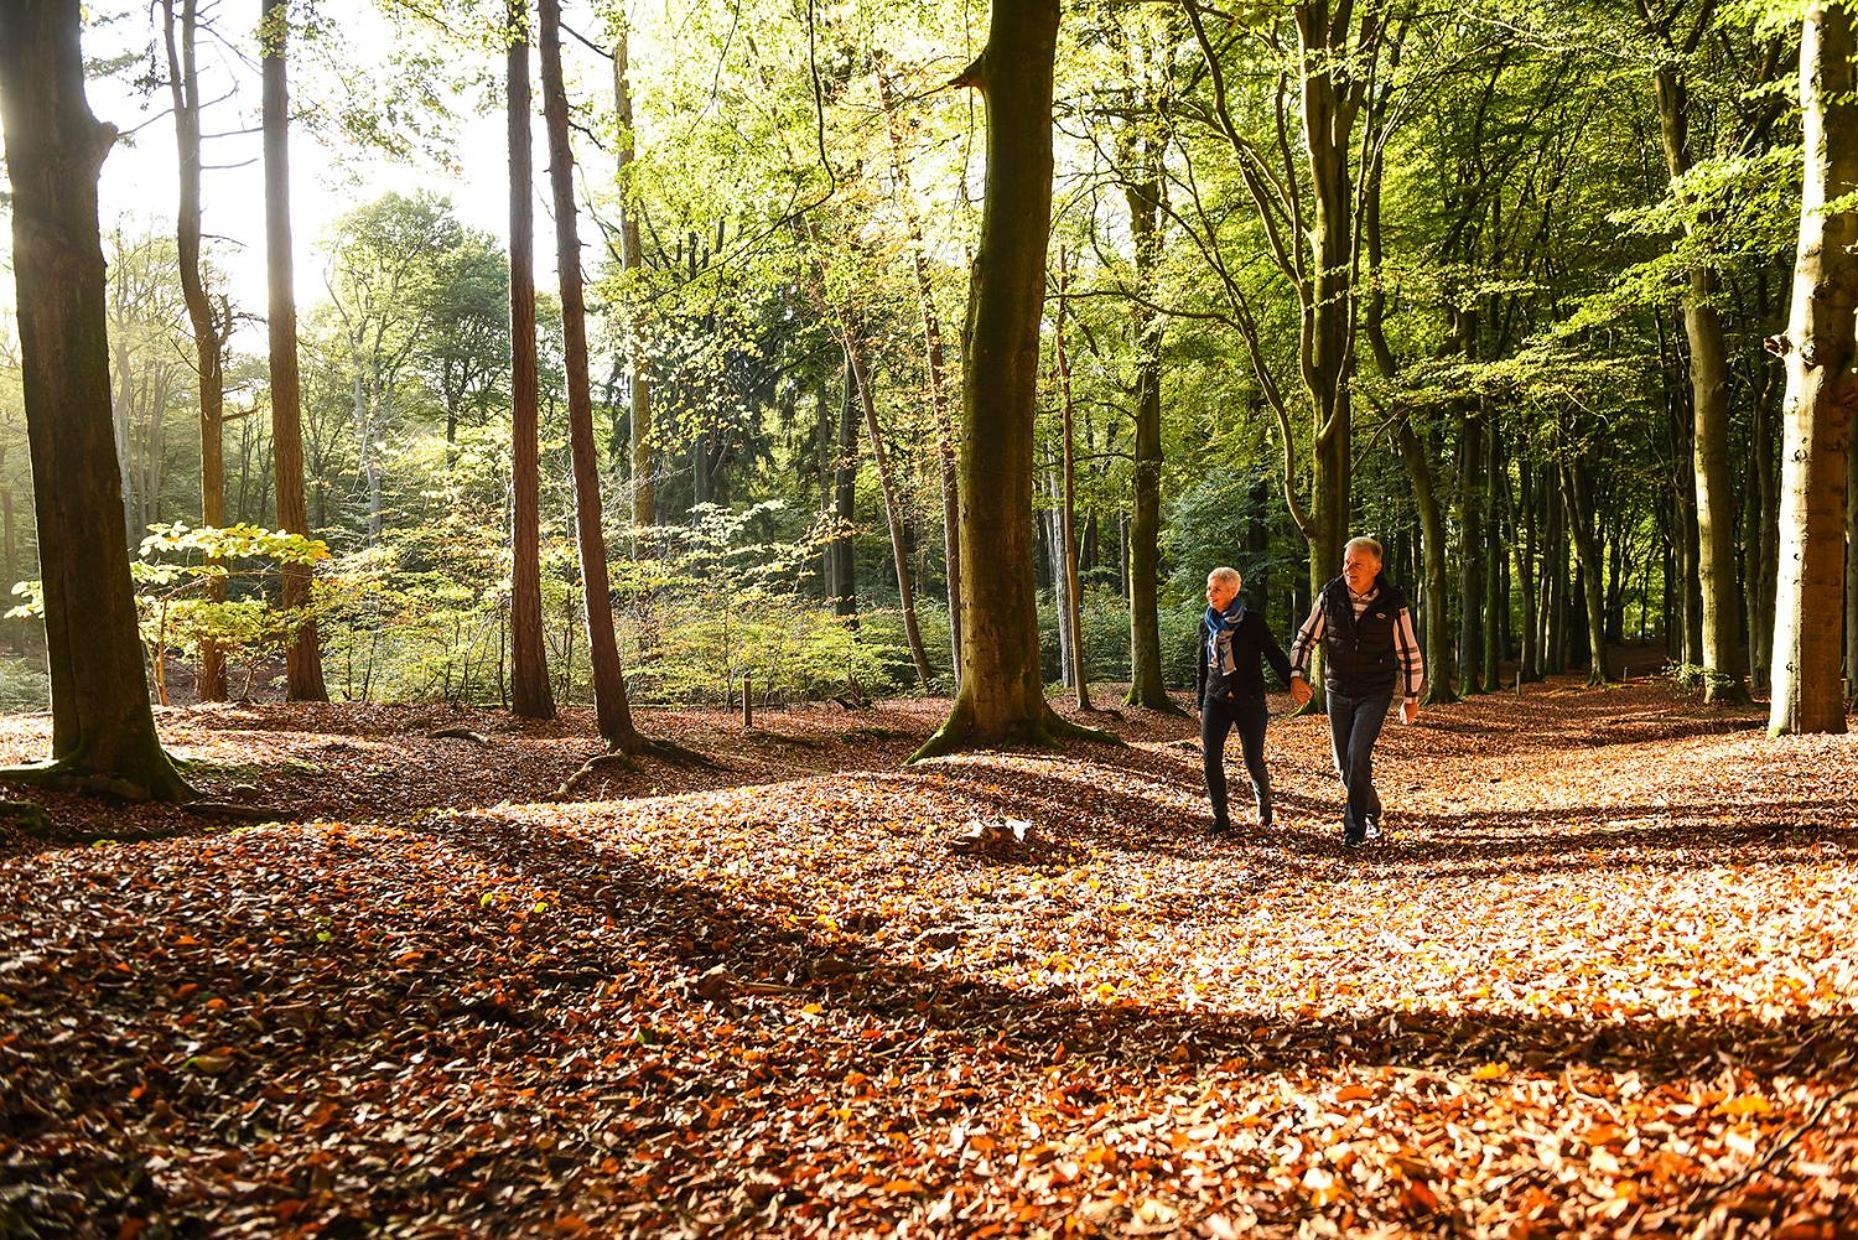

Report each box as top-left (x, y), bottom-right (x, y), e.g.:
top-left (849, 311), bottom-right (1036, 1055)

top-left (1202, 695), bottom-right (1270, 827)
top-left (1327, 689), bottom-right (1391, 834)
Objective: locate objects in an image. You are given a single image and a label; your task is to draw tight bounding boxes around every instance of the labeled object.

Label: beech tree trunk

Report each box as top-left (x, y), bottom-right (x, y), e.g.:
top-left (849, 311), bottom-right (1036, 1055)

top-left (539, 0), bottom-right (643, 751)
top-left (506, 0), bottom-right (554, 720)
top-left (843, 331), bottom-right (933, 690)
top-left (1055, 253), bottom-right (1090, 710)
top-left (1121, 143), bottom-right (1174, 712)
top-left (829, 354), bottom-right (858, 621)
top-left (0, 0), bottom-right (192, 799)
top-left (879, 70), bottom-right (962, 686)
top-left (261, 0), bottom-right (327, 702)
top-left (912, 0), bottom-right (1108, 760)
top-left (162, 0), bottom-right (228, 703)
top-left (1457, 399), bottom-right (1487, 694)
top-left (1650, 65), bottom-right (1748, 701)
top-left (1562, 461), bottom-right (1613, 687)
top-left (614, 18), bottom-right (652, 532)
top-left (1770, 1), bottom-right (1856, 736)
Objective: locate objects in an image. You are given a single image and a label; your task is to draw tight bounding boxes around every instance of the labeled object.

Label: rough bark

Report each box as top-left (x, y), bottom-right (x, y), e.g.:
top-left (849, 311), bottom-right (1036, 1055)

top-left (260, 0), bottom-right (326, 702)
top-left (539, 0), bottom-right (642, 751)
top-left (1770, 1), bottom-right (1857, 735)
top-left (912, 0), bottom-right (1113, 761)
top-left (0, 0), bottom-right (193, 799)
top-left (506, 0), bottom-right (554, 720)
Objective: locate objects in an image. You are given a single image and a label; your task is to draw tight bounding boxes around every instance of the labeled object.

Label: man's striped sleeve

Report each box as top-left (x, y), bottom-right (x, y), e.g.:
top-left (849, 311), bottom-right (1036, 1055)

top-left (1288, 600), bottom-right (1325, 680)
top-left (1394, 605), bottom-right (1425, 700)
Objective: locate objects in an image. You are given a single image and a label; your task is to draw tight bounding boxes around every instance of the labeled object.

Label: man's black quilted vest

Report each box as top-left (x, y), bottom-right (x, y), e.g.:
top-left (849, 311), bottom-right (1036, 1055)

top-left (1318, 574), bottom-right (1407, 697)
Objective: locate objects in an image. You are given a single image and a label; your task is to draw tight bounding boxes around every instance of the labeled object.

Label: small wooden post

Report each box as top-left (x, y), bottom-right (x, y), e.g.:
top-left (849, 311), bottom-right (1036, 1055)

top-left (742, 673), bottom-right (753, 729)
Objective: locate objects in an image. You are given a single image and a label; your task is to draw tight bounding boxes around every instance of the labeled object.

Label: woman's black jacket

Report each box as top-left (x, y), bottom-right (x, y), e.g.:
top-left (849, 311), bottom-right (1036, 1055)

top-left (1192, 605), bottom-right (1294, 707)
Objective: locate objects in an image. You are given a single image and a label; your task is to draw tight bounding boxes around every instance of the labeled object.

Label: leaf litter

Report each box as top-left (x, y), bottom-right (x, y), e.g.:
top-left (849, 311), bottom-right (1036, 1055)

top-left (0, 678), bottom-right (1854, 1236)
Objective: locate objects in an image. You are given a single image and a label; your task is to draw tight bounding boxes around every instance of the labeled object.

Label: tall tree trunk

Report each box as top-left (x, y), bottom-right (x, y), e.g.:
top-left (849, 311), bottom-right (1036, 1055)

top-left (1518, 457), bottom-right (1541, 681)
top-left (879, 69), bottom-right (962, 687)
top-left (162, 0), bottom-right (227, 703)
top-left (843, 331), bottom-right (932, 690)
top-left (614, 17), bottom-right (652, 532)
top-left (1055, 252), bottom-right (1090, 710)
top-left (912, 0), bottom-right (1108, 760)
top-left (1846, 431), bottom-right (1857, 703)
top-left (1650, 58), bottom-right (1750, 703)
top-left (0, 0), bottom-right (192, 799)
top-left (539, 0), bottom-right (643, 751)
top-left (1121, 141), bottom-right (1174, 713)
top-left (830, 352), bottom-right (858, 621)
top-left (1483, 413), bottom-right (1504, 688)
top-left (1771, 1), bottom-right (1857, 735)
top-left (261, 0), bottom-right (326, 701)
top-left (506, 0), bottom-right (554, 720)
top-left (1562, 460), bottom-right (1613, 686)
top-left (1457, 400), bottom-right (1486, 694)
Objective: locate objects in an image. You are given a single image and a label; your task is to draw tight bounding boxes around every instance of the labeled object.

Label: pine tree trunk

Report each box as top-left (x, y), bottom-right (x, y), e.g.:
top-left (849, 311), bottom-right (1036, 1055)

top-left (261, 0), bottom-right (326, 702)
top-left (913, 0), bottom-right (1109, 760)
top-left (506, 0), bottom-right (554, 720)
top-left (1770, 1), bottom-right (1857, 735)
top-left (539, 0), bottom-right (642, 751)
top-left (0, 0), bottom-right (192, 799)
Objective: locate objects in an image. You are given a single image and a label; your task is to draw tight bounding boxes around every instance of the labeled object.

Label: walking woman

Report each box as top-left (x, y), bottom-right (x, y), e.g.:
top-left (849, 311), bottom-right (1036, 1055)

top-left (1193, 566), bottom-right (1294, 835)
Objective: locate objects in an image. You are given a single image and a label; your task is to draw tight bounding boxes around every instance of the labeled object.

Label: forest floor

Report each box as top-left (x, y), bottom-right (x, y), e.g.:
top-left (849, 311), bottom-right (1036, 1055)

top-left (1, 670), bottom-right (1855, 1237)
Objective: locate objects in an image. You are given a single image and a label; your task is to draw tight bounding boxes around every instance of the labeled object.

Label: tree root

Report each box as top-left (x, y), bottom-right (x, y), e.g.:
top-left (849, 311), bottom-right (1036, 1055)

top-left (183, 801), bottom-right (289, 821)
top-left (550, 737), bottom-right (721, 800)
top-left (1122, 689), bottom-right (1189, 718)
top-left (0, 760), bottom-right (194, 803)
top-left (429, 726), bottom-right (491, 743)
top-left (908, 701), bottom-right (1121, 764)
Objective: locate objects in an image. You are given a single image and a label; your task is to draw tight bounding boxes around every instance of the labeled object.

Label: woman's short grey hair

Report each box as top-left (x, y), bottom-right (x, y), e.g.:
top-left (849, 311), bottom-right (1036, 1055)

top-left (1343, 536), bottom-right (1383, 562)
top-left (1207, 566), bottom-right (1242, 590)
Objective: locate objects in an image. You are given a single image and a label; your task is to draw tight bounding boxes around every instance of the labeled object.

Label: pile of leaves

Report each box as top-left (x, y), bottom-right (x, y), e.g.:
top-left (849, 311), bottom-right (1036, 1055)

top-left (1, 676), bottom-right (1854, 1236)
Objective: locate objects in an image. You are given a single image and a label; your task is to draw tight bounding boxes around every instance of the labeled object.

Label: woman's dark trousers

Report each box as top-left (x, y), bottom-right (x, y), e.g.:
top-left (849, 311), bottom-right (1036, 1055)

top-left (1201, 695), bottom-right (1271, 827)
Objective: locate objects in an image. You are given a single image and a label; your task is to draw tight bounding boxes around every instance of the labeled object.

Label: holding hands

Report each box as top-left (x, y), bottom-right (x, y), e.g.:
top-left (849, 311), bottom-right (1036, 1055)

top-left (1288, 675), bottom-right (1313, 708)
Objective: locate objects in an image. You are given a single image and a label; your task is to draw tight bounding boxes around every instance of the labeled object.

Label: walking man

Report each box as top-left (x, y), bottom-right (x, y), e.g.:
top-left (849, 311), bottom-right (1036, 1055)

top-left (1287, 537), bottom-right (1424, 847)
top-left (1195, 566), bottom-right (1294, 835)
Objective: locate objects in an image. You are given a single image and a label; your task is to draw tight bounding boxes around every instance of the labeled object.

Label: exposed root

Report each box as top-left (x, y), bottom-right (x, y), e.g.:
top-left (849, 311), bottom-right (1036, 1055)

top-left (429, 726), bottom-right (491, 743)
top-left (550, 752), bottom-right (637, 801)
top-left (183, 801), bottom-right (289, 822)
top-left (551, 736), bottom-right (722, 800)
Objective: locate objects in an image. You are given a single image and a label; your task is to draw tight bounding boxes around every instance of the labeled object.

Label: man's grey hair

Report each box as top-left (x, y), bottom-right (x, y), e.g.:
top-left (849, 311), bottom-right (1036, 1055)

top-left (1207, 566), bottom-right (1242, 590)
top-left (1343, 536), bottom-right (1384, 562)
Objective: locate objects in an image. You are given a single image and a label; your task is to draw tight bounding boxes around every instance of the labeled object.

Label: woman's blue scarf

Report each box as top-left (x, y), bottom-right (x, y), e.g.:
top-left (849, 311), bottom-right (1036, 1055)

top-left (1205, 598), bottom-right (1246, 679)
